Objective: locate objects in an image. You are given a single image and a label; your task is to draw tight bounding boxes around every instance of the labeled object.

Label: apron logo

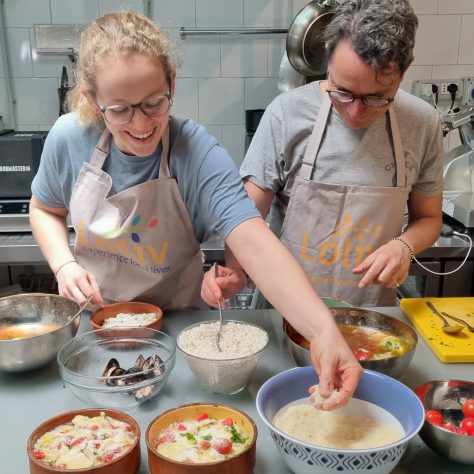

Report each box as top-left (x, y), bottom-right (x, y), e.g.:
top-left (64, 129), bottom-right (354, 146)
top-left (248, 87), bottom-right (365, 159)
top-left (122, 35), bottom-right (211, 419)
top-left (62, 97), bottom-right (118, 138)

top-left (101, 214), bottom-right (159, 243)
top-left (300, 214), bottom-right (383, 267)
top-left (77, 218), bottom-right (169, 268)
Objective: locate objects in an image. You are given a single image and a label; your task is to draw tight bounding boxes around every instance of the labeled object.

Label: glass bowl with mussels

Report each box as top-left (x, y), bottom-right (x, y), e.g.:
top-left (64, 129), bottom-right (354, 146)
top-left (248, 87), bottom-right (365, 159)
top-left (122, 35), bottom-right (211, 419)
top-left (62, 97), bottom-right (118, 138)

top-left (57, 327), bottom-right (176, 409)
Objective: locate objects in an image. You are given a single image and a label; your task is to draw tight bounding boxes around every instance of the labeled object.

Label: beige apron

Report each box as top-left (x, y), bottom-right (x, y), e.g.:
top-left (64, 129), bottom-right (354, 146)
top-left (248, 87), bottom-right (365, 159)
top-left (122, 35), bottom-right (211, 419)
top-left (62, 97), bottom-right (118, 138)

top-left (69, 127), bottom-right (204, 310)
top-left (279, 94), bottom-right (411, 306)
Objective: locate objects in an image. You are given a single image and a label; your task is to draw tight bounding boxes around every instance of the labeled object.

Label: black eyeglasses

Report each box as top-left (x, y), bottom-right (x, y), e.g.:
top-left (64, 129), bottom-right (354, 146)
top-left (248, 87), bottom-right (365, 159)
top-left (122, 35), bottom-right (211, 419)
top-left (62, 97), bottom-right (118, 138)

top-left (94, 93), bottom-right (172, 124)
top-left (326, 89), bottom-right (394, 108)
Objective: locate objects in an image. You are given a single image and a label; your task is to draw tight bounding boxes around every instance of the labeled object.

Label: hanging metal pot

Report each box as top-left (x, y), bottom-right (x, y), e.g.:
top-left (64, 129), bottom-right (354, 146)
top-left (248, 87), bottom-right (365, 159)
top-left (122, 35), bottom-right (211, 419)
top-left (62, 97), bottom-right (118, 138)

top-left (286, 0), bottom-right (339, 77)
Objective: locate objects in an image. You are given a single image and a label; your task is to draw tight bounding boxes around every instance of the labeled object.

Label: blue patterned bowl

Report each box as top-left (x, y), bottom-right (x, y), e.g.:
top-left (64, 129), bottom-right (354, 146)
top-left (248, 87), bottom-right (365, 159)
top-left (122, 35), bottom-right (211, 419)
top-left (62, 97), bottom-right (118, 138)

top-left (256, 367), bottom-right (424, 474)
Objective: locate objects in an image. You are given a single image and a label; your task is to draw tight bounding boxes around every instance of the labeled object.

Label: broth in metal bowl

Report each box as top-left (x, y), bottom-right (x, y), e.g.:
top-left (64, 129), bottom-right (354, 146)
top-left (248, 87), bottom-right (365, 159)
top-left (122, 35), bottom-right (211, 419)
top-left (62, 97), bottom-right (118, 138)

top-left (0, 293), bottom-right (82, 372)
top-left (284, 307), bottom-right (418, 379)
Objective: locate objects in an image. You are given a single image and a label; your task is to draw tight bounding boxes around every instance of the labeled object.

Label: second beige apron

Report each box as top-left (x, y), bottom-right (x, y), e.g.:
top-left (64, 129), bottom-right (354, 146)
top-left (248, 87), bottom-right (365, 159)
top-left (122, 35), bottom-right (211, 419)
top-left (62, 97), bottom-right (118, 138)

top-left (69, 126), bottom-right (204, 310)
top-left (279, 93), bottom-right (411, 306)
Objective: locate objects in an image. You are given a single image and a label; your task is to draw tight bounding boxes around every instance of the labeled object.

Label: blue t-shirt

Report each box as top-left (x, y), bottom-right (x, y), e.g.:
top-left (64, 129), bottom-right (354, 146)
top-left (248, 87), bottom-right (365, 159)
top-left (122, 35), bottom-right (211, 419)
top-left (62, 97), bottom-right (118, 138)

top-left (32, 113), bottom-right (259, 243)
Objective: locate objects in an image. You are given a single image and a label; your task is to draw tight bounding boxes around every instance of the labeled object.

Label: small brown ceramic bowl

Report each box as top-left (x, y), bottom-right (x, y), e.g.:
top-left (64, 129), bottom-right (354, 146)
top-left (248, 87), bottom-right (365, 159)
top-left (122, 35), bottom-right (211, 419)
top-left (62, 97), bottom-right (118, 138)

top-left (90, 301), bottom-right (163, 331)
top-left (27, 408), bottom-right (141, 473)
top-left (146, 403), bottom-right (257, 474)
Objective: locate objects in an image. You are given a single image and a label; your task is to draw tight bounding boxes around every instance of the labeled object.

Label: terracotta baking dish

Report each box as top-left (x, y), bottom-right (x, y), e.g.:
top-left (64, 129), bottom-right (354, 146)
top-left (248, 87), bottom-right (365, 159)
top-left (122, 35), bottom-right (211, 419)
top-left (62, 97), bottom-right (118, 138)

top-left (27, 408), bottom-right (141, 474)
top-left (146, 403), bottom-right (257, 474)
top-left (90, 301), bottom-right (163, 331)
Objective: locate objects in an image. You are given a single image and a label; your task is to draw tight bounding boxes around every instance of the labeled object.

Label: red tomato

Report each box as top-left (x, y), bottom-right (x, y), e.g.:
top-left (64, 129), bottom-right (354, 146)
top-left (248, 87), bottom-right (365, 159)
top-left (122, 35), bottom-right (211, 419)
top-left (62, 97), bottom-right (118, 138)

top-left (442, 422), bottom-right (455, 432)
top-left (196, 413), bottom-right (209, 422)
top-left (353, 349), bottom-right (374, 361)
top-left (459, 417), bottom-right (474, 435)
top-left (425, 409), bottom-right (443, 425)
top-left (102, 453), bottom-right (114, 463)
top-left (456, 427), bottom-right (469, 436)
top-left (213, 438), bottom-right (233, 455)
top-left (177, 423), bottom-right (187, 431)
top-left (222, 418), bottom-right (234, 427)
top-left (199, 440), bottom-right (211, 450)
top-left (462, 399), bottom-right (474, 418)
top-left (33, 450), bottom-right (45, 460)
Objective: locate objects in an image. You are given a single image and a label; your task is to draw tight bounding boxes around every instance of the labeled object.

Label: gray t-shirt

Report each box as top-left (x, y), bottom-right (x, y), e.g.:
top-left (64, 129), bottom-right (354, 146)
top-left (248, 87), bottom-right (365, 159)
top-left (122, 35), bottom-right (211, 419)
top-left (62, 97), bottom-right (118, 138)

top-left (32, 113), bottom-right (260, 243)
top-left (241, 82), bottom-right (443, 234)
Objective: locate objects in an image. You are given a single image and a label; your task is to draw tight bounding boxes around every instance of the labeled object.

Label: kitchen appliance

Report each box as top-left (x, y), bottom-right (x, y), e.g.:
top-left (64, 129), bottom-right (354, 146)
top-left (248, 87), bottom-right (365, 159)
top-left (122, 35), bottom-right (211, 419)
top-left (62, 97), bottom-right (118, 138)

top-left (400, 297), bottom-right (474, 362)
top-left (0, 130), bottom-right (48, 231)
top-left (441, 107), bottom-right (474, 227)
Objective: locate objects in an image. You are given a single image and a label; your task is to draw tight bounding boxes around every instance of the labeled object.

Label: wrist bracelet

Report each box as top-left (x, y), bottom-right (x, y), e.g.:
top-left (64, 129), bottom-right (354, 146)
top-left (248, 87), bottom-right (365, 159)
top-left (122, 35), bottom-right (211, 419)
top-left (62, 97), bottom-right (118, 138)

top-left (389, 237), bottom-right (414, 259)
top-left (54, 260), bottom-right (77, 276)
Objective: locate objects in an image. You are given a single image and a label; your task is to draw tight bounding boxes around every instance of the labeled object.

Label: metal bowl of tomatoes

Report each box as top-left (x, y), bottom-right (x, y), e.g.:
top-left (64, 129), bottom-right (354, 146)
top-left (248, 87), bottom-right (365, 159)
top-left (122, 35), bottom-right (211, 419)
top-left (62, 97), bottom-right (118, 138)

top-left (414, 379), bottom-right (474, 465)
top-left (284, 307), bottom-right (418, 379)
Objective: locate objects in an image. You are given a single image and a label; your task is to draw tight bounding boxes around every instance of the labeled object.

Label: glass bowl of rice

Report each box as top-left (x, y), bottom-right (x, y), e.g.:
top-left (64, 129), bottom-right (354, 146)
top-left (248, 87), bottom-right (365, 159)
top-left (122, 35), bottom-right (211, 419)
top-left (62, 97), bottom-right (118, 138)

top-left (176, 320), bottom-right (269, 395)
top-left (90, 301), bottom-right (163, 331)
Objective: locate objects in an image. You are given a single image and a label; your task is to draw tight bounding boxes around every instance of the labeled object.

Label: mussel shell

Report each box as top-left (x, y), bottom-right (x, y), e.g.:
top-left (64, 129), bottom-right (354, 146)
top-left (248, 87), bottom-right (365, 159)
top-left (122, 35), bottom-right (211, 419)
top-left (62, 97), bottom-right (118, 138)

top-left (134, 354), bottom-right (145, 370)
top-left (105, 367), bottom-right (126, 386)
top-left (153, 355), bottom-right (165, 376)
top-left (134, 384), bottom-right (154, 401)
top-left (102, 357), bottom-right (120, 377)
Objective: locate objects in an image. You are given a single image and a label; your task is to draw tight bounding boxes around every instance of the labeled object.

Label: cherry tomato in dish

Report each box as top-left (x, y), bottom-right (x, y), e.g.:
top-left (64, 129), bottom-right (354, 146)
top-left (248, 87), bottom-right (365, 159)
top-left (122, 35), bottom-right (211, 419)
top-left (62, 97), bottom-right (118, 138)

top-left (462, 399), bottom-right (474, 418)
top-left (353, 349), bottom-right (374, 361)
top-left (222, 417), bottom-right (234, 427)
top-left (456, 427), bottom-right (469, 436)
top-left (459, 417), bottom-right (474, 435)
top-left (196, 413), bottom-right (209, 422)
top-left (33, 450), bottom-right (45, 460)
top-left (213, 438), bottom-right (233, 455)
top-left (442, 422), bottom-right (455, 432)
top-left (425, 409), bottom-right (443, 425)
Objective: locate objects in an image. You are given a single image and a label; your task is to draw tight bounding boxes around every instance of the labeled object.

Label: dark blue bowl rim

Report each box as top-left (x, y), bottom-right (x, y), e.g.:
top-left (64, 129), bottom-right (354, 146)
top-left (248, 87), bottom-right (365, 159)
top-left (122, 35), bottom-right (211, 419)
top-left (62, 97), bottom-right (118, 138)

top-left (256, 366), bottom-right (424, 453)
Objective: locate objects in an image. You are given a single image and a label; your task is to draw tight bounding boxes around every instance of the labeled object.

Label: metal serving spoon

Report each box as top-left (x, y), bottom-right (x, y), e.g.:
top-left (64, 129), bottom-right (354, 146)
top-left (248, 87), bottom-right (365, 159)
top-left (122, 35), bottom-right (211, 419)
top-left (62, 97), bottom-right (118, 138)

top-left (426, 301), bottom-right (464, 334)
top-left (214, 262), bottom-right (223, 351)
top-left (441, 311), bottom-right (474, 333)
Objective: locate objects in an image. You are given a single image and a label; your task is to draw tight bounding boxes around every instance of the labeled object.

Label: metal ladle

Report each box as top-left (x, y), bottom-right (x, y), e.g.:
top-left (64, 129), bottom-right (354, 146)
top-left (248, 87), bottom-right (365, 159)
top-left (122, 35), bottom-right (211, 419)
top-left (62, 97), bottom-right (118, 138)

top-left (426, 301), bottom-right (464, 334)
top-left (214, 262), bottom-right (223, 351)
top-left (68, 295), bottom-right (93, 323)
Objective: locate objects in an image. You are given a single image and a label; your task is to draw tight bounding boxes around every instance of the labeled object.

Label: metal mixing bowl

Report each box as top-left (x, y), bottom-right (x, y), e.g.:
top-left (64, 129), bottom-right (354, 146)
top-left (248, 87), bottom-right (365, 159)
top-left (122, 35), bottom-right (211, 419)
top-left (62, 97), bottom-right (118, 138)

top-left (0, 293), bottom-right (81, 372)
top-left (284, 307), bottom-right (418, 379)
top-left (415, 379), bottom-right (474, 465)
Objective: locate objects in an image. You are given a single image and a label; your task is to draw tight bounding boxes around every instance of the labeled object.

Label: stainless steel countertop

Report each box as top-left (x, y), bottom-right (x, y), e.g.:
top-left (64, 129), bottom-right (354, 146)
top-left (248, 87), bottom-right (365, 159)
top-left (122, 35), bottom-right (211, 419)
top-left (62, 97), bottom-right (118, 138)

top-left (1, 307), bottom-right (473, 473)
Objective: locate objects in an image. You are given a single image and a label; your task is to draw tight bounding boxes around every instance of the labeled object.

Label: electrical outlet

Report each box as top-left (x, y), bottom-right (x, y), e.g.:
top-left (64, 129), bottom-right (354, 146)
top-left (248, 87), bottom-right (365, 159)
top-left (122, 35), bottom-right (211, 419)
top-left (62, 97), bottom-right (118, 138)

top-left (461, 77), bottom-right (474, 106)
top-left (412, 78), bottom-right (464, 103)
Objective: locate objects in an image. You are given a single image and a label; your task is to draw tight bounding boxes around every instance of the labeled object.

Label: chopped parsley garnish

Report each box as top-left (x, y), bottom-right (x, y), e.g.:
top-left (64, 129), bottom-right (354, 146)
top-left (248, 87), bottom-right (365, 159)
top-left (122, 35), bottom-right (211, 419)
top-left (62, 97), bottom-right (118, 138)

top-left (202, 435), bottom-right (212, 441)
top-left (180, 432), bottom-right (196, 443)
top-left (230, 427), bottom-right (248, 444)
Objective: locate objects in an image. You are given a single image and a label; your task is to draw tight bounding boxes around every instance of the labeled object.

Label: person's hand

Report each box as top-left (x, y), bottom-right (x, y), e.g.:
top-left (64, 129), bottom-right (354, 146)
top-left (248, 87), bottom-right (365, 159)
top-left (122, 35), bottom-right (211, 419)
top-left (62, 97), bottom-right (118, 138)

top-left (55, 261), bottom-right (104, 306)
top-left (200, 265), bottom-right (247, 308)
top-left (308, 325), bottom-right (363, 410)
top-left (352, 239), bottom-right (412, 289)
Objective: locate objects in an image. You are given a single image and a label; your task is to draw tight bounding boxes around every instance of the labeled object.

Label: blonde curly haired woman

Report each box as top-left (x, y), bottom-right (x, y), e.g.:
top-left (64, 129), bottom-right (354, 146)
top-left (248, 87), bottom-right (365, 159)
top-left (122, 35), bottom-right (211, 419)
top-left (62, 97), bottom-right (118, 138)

top-left (30, 11), bottom-right (362, 409)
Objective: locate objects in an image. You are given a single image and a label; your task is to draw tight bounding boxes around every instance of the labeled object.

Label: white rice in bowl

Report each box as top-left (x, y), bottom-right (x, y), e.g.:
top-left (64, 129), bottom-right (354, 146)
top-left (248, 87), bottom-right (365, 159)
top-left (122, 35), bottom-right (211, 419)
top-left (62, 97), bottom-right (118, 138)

top-left (101, 312), bottom-right (158, 328)
top-left (177, 321), bottom-right (268, 394)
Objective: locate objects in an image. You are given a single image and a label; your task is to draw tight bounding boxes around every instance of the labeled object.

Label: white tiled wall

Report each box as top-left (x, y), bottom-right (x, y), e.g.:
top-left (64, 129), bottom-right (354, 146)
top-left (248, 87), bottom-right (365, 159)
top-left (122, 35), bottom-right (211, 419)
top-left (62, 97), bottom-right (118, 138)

top-left (1, 0), bottom-right (474, 163)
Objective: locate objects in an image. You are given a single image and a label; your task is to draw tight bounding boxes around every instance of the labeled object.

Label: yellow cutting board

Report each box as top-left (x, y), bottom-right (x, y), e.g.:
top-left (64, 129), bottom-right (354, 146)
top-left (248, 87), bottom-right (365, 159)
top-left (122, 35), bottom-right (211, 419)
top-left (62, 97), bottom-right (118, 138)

top-left (400, 297), bottom-right (474, 363)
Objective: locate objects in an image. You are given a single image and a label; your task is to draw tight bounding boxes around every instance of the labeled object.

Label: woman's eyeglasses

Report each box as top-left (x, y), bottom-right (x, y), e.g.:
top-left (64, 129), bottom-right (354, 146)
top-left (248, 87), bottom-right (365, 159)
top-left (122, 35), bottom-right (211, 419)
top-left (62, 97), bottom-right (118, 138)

top-left (94, 93), bottom-right (172, 124)
top-left (326, 89), bottom-right (393, 108)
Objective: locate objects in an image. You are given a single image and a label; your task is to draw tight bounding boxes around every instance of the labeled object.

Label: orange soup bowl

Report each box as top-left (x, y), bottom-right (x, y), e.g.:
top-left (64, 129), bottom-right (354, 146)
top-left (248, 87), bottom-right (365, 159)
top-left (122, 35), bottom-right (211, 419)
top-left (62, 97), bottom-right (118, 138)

top-left (146, 403), bottom-right (257, 474)
top-left (27, 408), bottom-right (141, 474)
top-left (90, 301), bottom-right (163, 331)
